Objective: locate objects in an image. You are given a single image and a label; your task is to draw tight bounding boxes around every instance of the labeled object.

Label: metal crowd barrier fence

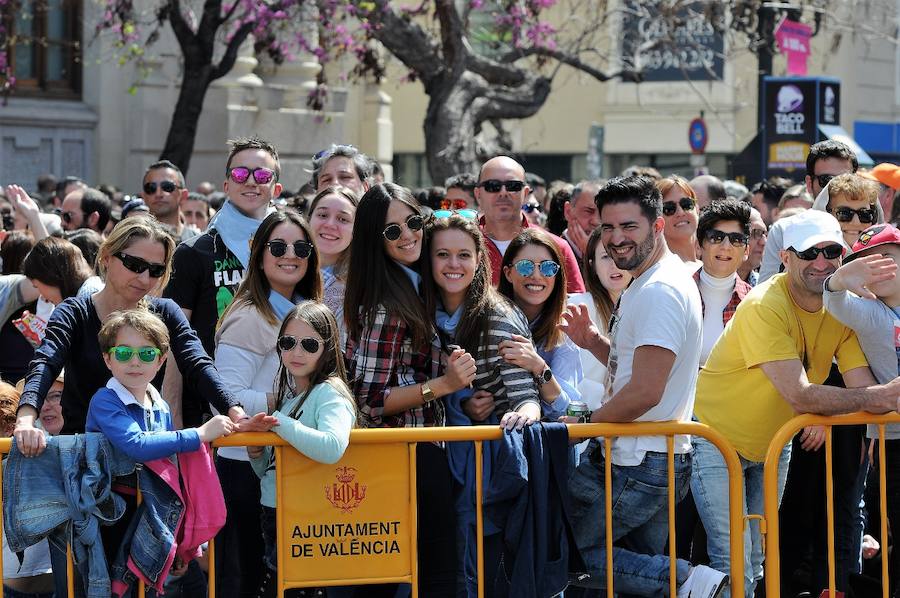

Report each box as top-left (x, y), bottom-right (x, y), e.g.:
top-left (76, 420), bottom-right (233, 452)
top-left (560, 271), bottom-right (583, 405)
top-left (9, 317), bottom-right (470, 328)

top-left (763, 412), bottom-right (900, 598)
top-left (0, 422), bottom-right (746, 598)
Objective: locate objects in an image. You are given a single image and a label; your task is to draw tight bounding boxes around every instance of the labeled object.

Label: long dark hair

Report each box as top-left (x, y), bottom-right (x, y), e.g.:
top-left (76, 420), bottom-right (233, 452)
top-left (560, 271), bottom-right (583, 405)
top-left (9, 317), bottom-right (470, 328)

top-left (344, 183), bottom-right (432, 347)
top-left (498, 228), bottom-right (567, 349)
top-left (273, 301), bottom-right (355, 419)
top-left (23, 237), bottom-right (94, 300)
top-left (424, 214), bottom-right (516, 359)
top-left (582, 227), bottom-right (617, 327)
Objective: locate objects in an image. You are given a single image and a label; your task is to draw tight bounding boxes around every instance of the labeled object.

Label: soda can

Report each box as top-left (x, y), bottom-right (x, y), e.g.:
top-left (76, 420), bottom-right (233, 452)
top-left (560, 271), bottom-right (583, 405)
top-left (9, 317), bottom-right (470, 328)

top-left (567, 401), bottom-right (590, 419)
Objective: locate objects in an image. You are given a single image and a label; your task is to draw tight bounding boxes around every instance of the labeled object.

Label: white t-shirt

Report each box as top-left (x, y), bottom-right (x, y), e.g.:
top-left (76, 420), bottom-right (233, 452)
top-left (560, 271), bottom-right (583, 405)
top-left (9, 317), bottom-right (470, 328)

top-left (602, 252), bottom-right (702, 466)
top-left (490, 237), bottom-right (512, 256)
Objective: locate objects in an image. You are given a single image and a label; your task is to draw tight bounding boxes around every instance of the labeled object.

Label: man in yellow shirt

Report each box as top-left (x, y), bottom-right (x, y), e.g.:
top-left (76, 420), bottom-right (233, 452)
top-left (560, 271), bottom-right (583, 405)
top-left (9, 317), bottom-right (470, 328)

top-left (692, 209), bottom-right (900, 597)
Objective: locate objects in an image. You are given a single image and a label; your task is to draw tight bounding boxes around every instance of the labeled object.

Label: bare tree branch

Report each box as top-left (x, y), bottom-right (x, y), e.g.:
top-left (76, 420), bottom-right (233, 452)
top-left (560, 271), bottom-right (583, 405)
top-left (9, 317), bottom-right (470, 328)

top-left (434, 0), bottom-right (466, 70)
top-left (364, 0), bottom-right (446, 89)
top-left (211, 20), bottom-right (256, 80)
top-left (166, 0), bottom-right (198, 55)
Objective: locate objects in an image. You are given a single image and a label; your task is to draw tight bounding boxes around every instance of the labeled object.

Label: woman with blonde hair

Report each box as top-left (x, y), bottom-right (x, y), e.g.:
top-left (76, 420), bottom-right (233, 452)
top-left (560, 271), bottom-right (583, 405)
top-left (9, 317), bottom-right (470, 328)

top-left (657, 175), bottom-right (702, 269)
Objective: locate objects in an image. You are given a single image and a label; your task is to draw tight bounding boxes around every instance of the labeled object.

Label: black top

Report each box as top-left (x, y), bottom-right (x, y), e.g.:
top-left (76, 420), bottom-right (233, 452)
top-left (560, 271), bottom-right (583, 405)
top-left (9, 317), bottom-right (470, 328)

top-left (163, 228), bottom-right (245, 426)
top-left (19, 294), bottom-right (239, 434)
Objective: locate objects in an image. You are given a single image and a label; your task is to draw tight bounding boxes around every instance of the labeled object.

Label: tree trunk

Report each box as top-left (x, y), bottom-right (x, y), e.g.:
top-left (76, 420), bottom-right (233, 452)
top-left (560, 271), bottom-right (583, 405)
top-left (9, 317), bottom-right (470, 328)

top-left (159, 66), bottom-right (215, 175)
top-left (423, 82), bottom-right (481, 184)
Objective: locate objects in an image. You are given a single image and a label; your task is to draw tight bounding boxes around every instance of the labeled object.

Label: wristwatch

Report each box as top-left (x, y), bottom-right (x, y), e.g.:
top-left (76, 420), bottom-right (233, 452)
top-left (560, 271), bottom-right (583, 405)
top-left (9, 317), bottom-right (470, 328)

top-left (579, 411), bottom-right (593, 424)
top-left (536, 367), bottom-right (553, 386)
top-left (421, 382), bottom-right (436, 403)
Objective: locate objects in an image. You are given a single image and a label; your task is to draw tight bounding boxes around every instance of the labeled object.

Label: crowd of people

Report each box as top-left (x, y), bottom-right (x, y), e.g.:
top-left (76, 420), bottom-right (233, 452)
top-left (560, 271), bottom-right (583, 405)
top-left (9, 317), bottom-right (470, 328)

top-left (0, 137), bottom-right (899, 598)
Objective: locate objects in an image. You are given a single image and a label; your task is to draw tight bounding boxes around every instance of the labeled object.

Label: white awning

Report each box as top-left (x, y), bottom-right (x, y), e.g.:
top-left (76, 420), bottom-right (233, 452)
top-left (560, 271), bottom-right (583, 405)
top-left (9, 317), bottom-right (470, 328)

top-left (818, 124), bottom-right (875, 167)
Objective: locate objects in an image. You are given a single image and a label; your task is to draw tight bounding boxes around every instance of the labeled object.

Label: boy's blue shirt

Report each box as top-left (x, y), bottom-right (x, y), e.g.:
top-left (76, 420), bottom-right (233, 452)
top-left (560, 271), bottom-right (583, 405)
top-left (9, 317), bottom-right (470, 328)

top-left (86, 377), bottom-right (201, 462)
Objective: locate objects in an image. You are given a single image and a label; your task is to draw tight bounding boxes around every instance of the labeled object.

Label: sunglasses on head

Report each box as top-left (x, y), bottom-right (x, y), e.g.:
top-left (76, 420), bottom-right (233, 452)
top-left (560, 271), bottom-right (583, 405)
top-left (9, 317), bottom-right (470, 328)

top-left (704, 229), bottom-right (749, 247)
top-left (227, 166), bottom-right (277, 185)
top-left (432, 209), bottom-right (479, 221)
top-left (513, 259), bottom-right (560, 278)
top-left (313, 144), bottom-right (358, 161)
top-left (266, 240), bottom-right (314, 259)
top-left (478, 179), bottom-right (525, 193)
top-left (143, 180), bottom-right (179, 195)
top-left (383, 214), bottom-right (425, 242)
top-left (114, 252), bottom-right (166, 278)
top-left (789, 244), bottom-right (844, 261)
top-left (108, 345), bottom-right (162, 363)
top-left (830, 206), bottom-right (877, 224)
top-left (440, 198), bottom-right (470, 211)
top-left (662, 197), bottom-right (696, 216)
top-left (277, 335), bottom-right (321, 353)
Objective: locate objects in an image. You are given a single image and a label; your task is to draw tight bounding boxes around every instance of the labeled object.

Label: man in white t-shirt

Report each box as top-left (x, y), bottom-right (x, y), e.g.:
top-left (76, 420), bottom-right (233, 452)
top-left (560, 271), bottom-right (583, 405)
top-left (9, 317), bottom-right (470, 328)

top-left (561, 175), bottom-right (724, 597)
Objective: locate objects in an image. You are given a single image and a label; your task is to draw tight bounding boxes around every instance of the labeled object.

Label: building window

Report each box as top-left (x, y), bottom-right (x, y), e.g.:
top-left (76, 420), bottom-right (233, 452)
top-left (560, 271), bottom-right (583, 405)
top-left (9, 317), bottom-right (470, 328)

top-left (8, 0), bottom-right (81, 96)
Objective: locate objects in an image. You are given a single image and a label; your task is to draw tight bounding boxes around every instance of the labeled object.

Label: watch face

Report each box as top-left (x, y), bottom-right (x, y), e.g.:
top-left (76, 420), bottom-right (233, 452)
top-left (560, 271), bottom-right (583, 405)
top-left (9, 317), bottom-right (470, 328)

top-left (541, 368), bottom-right (552, 383)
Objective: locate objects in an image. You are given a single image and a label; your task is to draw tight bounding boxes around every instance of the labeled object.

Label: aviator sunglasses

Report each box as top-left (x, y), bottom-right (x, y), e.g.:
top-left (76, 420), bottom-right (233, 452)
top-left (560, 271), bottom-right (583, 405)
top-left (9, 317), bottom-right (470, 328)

top-left (266, 240), bottom-right (314, 259)
top-left (662, 197), bottom-right (697, 216)
top-left (383, 214), bottom-right (425, 241)
top-left (142, 180), bottom-right (180, 195)
top-left (227, 166), bottom-right (277, 185)
top-left (513, 259), bottom-right (560, 278)
top-left (108, 345), bottom-right (162, 363)
top-left (277, 335), bottom-right (321, 353)
top-left (789, 244), bottom-right (844, 261)
top-left (114, 252), bottom-right (166, 278)
top-left (830, 206), bottom-right (877, 224)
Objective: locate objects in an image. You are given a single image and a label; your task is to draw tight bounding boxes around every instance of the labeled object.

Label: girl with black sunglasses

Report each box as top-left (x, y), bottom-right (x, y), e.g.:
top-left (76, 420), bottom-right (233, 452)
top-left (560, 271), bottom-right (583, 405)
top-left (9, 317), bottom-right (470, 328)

top-left (214, 208), bottom-right (322, 597)
top-left (344, 183), bottom-right (474, 597)
top-left (657, 175), bottom-right (703, 269)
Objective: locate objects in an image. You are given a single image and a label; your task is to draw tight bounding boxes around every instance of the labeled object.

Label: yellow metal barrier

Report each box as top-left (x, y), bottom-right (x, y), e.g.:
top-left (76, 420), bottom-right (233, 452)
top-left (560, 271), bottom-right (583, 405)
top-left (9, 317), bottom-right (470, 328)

top-left (0, 421), bottom-right (746, 597)
top-left (763, 412), bottom-right (900, 598)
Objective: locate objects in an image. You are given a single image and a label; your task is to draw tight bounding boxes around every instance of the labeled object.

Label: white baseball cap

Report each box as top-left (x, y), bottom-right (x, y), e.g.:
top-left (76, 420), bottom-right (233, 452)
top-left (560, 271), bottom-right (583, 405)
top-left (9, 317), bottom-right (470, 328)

top-left (783, 210), bottom-right (847, 253)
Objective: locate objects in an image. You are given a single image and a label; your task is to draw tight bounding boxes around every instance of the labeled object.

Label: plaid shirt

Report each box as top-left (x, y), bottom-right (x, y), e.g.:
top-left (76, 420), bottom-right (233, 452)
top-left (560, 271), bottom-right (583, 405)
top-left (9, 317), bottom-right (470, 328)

top-left (346, 306), bottom-right (445, 429)
top-left (692, 269), bottom-right (752, 326)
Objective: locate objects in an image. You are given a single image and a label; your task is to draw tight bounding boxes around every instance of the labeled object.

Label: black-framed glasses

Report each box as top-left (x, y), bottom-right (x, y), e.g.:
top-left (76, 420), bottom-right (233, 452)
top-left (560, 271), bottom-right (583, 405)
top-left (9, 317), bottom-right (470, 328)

top-left (266, 240), bottom-right (314, 259)
top-left (227, 166), bottom-right (277, 185)
top-left (750, 228), bottom-right (768, 240)
top-left (383, 214), bottom-right (425, 241)
top-left (830, 206), bottom-right (877, 224)
top-left (662, 197), bottom-right (696, 216)
top-left (789, 244), bottom-right (844, 261)
top-left (142, 180), bottom-right (180, 195)
top-left (478, 179), bottom-right (525, 193)
top-left (432, 209), bottom-right (478, 221)
top-left (513, 259), bottom-right (560, 278)
top-left (277, 335), bottom-right (321, 354)
top-left (108, 345), bottom-right (162, 363)
top-left (704, 229), bottom-right (749, 247)
top-left (815, 173), bottom-right (837, 189)
top-left (114, 252), bottom-right (166, 278)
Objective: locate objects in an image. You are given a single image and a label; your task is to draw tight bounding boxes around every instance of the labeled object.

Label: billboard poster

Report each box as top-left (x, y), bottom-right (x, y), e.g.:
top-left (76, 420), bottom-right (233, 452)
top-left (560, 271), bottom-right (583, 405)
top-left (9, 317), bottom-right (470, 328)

top-left (764, 79), bottom-right (818, 174)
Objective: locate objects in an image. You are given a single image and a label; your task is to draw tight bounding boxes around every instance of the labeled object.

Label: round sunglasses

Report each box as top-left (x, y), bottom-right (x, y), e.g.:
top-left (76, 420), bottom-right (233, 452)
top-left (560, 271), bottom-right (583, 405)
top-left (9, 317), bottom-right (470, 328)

top-left (277, 335), bottom-right (321, 353)
top-left (432, 209), bottom-right (478, 221)
top-left (108, 345), bottom-right (162, 363)
top-left (383, 214), bottom-right (425, 242)
top-left (114, 252), bottom-right (166, 278)
top-left (662, 197), bottom-right (696, 216)
top-left (143, 180), bottom-right (180, 195)
top-left (227, 166), bottom-right (277, 185)
top-left (513, 259), bottom-right (560, 278)
top-left (266, 240), bottom-right (314, 259)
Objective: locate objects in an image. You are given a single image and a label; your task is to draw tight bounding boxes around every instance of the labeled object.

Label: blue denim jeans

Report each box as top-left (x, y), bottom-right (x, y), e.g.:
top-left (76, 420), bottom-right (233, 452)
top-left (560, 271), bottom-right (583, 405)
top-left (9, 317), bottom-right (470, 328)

top-left (690, 436), bottom-right (791, 598)
top-left (567, 441), bottom-right (692, 597)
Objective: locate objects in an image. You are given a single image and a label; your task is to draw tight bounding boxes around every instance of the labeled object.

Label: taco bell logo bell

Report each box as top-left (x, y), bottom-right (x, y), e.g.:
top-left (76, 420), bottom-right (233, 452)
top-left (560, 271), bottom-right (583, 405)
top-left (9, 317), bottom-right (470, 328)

top-left (775, 84), bottom-right (805, 135)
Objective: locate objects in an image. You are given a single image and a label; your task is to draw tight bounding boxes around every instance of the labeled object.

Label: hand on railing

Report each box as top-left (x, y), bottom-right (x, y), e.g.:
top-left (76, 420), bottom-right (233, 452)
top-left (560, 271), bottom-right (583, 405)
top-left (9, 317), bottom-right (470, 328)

top-left (798, 425), bottom-right (826, 451)
top-left (13, 409), bottom-right (46, 457)
top-left (234, 412), bottom-right (279, 432)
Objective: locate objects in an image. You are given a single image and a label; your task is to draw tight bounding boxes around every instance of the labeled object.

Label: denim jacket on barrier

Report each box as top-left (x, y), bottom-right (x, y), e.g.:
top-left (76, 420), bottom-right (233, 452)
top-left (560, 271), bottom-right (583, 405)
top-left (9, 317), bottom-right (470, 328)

top-left (110, 442), bottom-right (226, 597)
top-left (3, 434), bottom-right (136, 598)
top-left (484, 423), bottom-right (586, 598)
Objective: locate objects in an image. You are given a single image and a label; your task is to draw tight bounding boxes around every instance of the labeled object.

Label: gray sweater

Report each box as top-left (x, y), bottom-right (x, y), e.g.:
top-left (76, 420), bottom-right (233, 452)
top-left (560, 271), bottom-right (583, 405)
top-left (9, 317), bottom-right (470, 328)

top-left (823, 284), bottom-right (900, 439)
